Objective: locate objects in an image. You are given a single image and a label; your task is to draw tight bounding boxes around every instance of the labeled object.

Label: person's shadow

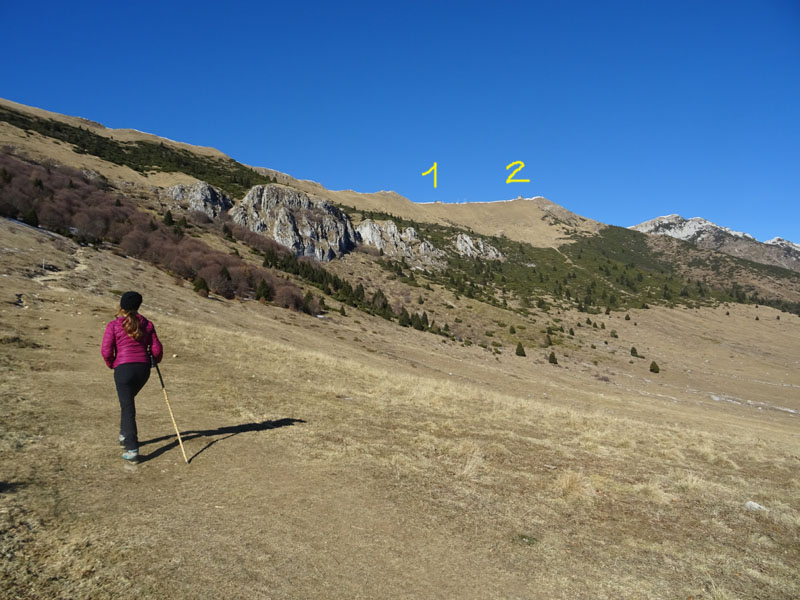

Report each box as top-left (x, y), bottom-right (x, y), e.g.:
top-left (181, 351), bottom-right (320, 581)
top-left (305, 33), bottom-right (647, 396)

top-left (138, 418), bottom-right (306, 464)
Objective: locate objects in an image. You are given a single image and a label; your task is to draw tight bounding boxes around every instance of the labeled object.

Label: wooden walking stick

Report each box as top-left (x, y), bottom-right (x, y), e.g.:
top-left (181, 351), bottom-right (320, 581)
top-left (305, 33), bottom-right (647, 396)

top-left (151, 354), bottom-right (189, 464)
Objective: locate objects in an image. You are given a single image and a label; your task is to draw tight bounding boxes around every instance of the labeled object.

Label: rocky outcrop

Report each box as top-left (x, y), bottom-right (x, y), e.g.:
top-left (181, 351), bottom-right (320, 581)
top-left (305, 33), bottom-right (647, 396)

top-left (631, 215), bottom-right (800, 274)
top-left (167, 182), bottom-right (232, 218)
top-left (230, 184), bottom-right (357, 261)
top-left (356, 219), bottom-right (444, 266)
top-left (454, 233), bottom-right (503, 260)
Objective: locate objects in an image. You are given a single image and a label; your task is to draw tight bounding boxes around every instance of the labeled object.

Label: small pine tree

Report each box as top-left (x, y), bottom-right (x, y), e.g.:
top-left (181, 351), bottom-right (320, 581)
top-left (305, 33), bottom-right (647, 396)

top-left (22, 209), bottom-right (39, 227)
top-left (339, 305), bottom-right (347, 316)
top-left (193, 277), bottom-right (209, 296)
top-left (509, 325), bottom-right (516, 334)
top-left (548, 351), bottom-right (558, 365)
top-left (515, 342), bottom-right (526, 357)
top-left (625, 314), bottom-right (631, 320)
top-left (417, 295), bottom-right (424, 304)
top-left (630, 346), bottom-right (638, 357)
top-left (398, 307), bottom-right (411, 327)
top-left (255, 279), bottom-right (273, 301)
top-left (164, 210), bottom-right (174, 226)
top-left (649, 361), bottom-right (660, 373)
top-left (569, 328), bottom-right (574, 336)
top-left (544, 334), bottom-right (553, 347)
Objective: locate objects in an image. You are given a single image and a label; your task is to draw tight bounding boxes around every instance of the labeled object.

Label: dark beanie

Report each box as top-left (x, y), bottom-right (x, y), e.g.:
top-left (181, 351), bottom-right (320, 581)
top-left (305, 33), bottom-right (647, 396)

top-left (120, 291), bottom-right (143, 311)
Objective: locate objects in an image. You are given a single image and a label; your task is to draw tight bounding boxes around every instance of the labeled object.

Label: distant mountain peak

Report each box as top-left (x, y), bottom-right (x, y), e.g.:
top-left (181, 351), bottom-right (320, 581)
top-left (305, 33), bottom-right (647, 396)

top-left (630, 214), bottom-right (755, 242)
top-left (630, 215), bottom-right (800, 274)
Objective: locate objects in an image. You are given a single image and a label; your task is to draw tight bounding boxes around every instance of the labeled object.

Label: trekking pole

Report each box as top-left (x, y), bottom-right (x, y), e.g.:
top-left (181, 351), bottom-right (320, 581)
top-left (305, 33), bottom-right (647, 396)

top-left (151, 354), bottom-right (189, 464)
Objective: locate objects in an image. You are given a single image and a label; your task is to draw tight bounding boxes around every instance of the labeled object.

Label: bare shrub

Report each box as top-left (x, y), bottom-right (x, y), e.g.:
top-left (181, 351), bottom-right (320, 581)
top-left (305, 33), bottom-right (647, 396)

top-left (188, 210), bottom-right (212, 225)
top-left (120, 230), bottom-right (150, 256)
top-left (274, 284), bottom-right (304, 311)
top-left (0, 151), bottom-right (308, 308)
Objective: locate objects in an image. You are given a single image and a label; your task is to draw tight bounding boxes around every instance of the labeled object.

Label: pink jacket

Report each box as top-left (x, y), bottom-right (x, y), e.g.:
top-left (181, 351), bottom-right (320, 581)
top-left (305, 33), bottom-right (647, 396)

top-left (101, 314), bottom-right (163, 369)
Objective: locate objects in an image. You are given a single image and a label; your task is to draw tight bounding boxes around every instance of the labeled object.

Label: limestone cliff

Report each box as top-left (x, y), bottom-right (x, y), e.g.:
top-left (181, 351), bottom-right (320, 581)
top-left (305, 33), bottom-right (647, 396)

top-left (453, 233), bottom-right (503, 260)
top-left (167, 181), bottom-right (232, 218)
top-left (356, 219), bottom-right (445, 267)
top-left (230, 184), bottom-right (357, 261)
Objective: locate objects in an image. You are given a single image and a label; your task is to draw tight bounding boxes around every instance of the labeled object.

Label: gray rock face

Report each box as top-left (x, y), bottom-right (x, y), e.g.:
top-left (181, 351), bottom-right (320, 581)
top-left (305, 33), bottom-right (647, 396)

top-left (454, 233), bottom-right (503, 260)
top-left (230, 185), bottom-right (357, 261)
top-left (167, 182), bottom-right (232, 218)
top-left (631, 215), bottom-right (800, 274)
top-left (356, 219), bottom-right (444, 266)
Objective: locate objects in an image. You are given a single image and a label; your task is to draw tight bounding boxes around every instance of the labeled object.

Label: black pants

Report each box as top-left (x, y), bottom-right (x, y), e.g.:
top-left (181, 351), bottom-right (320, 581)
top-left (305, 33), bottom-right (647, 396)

top-left (114, 362), bottom-right (151, 451)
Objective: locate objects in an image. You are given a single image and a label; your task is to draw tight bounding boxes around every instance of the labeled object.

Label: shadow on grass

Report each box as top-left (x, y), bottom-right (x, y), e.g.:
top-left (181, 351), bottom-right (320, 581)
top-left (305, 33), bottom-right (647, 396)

top-left (139, 418), bottom-right (306, 464)
top-left (0, 481), bottom-right (27, 494)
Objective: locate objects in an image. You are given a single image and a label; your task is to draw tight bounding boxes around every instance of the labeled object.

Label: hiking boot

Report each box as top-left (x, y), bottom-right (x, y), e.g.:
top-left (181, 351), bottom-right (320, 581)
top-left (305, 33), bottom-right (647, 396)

top-left (122, 449), bottom-right (139, 463)
top-left (118, 434), bottom-right (125, 446)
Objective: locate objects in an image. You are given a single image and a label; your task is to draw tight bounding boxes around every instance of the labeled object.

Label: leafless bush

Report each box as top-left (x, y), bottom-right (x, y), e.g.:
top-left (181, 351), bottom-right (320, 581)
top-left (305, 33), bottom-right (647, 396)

top-left (0, 151), bottom-right (307, 307)
top-left (274, 284), bottom-right (304, 311)
top-left (188, 210), bottom-right (212, 225)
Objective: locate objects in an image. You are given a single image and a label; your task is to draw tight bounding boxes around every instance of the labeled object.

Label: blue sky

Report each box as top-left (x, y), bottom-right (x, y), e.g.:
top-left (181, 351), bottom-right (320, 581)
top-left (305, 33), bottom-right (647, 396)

top-left (3, 1), bottom-right (799, 242)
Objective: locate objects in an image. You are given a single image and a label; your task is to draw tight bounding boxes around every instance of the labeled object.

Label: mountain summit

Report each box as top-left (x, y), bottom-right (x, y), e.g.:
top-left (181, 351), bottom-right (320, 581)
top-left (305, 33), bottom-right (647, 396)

top-left (630, 214), bottom-right (800, 274)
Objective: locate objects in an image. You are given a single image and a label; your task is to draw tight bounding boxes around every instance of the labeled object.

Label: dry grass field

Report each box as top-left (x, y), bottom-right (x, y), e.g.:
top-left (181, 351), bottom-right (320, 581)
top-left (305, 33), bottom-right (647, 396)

top-left (2, 217), bottom-right (799, 599)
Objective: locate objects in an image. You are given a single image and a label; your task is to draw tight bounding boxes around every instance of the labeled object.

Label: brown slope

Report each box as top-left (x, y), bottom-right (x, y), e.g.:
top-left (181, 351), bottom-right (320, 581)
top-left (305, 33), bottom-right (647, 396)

top-left (1, 97), bottom-right (599, 247)
top-left (2, 217), bottom-right (800, 600)
top-left (253, 166), bottom-right (602, 247)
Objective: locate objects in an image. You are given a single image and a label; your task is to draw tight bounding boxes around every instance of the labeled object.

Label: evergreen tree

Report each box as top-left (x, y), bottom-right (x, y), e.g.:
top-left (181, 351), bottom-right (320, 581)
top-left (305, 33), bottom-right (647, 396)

top-left (163, 210), bottom-right (174, 226)
top-left (548, 351), bottom-right (558, 364)
top-left (255, 279), bottom-right (273, 301)
top-left (515, 342), bottom-right (526, 357)
top-left (22, 209), bottom-right (39, 227)
top-left (630, 346), bottom-right (638, 357)
top-left (509, 325), bottom-right (516, 334)
top-left (193, 277), bottom-right (209, 296)
top-left (649, 361), bottom-right (660, 373)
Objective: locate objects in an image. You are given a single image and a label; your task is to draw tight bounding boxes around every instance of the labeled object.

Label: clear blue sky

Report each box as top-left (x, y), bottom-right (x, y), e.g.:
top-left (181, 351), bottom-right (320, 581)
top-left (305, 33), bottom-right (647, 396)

top-left (3, 1), bottom-right (799, 242)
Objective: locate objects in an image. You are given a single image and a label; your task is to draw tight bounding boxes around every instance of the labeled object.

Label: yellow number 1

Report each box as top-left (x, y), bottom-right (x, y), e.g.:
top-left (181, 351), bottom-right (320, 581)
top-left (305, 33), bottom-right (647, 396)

top-left (506, 161), bottom-right (530, 183)
top-left (422, 162), bottom-right (437, 188)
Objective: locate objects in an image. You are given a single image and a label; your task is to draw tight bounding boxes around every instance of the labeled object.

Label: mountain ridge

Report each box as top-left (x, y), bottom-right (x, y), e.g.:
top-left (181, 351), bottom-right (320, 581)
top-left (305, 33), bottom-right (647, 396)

top-left (631, 214), bottom-right (800, 274)
top-left (3, 97), bottom-right (800, 318)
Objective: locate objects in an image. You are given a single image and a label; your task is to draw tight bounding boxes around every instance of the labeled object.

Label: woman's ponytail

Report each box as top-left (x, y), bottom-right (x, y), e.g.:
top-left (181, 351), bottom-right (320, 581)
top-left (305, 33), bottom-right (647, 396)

top-left (115, 307), bottom-right (144, 341)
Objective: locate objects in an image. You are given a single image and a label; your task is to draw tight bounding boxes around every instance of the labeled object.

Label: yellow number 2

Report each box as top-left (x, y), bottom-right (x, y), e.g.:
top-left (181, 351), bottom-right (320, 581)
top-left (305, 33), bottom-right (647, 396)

top-left (506, 161), bottom-right (530, 184)
top-left (422, 162), bottom-right (437, 188)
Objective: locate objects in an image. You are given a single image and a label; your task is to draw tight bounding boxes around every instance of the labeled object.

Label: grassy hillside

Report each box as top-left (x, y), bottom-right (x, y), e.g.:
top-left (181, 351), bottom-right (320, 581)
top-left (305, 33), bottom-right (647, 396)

top-left (2, 218), bottom-right (798, 599)
top-left (0, 105), bottom-right (273, 198)
top-left (336, 205), bottom-right (800, 318)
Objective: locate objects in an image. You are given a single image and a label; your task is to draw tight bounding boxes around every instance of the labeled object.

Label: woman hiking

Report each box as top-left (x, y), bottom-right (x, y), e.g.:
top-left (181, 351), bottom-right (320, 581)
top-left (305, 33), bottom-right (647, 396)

top-left (101, 291), bottom-right (163, 463)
